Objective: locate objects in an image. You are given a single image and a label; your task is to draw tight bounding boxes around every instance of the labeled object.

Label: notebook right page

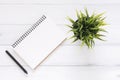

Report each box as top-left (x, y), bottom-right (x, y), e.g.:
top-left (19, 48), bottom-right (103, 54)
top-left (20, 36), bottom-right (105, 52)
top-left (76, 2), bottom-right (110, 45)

top-left (13, 16), bottom-right (66, 69)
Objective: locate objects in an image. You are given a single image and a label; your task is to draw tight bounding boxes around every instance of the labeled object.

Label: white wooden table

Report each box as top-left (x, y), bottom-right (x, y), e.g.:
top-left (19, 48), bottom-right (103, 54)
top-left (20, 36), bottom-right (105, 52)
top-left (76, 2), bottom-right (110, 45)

top-left (0, 0), bottom-right (120, 80)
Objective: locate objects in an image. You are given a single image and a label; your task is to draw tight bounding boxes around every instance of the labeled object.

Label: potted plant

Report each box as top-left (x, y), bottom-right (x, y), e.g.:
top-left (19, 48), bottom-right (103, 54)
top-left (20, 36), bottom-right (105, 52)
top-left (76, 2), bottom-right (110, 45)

top-left (67, 9), bottom-right (107, 48)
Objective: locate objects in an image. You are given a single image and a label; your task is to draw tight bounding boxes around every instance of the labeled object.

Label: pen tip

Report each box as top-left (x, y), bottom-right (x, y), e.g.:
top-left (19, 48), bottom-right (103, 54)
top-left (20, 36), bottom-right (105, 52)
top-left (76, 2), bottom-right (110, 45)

top-left (25, 71), bottom-right (28, 74)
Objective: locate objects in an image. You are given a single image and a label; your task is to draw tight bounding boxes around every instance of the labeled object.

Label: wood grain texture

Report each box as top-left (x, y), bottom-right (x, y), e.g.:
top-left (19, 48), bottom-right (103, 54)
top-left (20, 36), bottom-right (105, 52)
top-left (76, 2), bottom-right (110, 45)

top-left (0, 5), bottom-right (119, 25)
top-left (0, 46), bottom-right (120, 66)
top-left (0, 0), bottom-right (119, 4)
top-left (0, 66), bottom-right (120, 80)
top-left (0, 25), bottom-right (119, 45)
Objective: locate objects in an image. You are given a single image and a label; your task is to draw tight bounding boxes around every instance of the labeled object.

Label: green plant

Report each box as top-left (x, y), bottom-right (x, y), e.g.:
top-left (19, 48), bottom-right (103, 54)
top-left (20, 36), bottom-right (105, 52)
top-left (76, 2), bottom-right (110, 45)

top-left (67, 9), bottom-right (107, 48)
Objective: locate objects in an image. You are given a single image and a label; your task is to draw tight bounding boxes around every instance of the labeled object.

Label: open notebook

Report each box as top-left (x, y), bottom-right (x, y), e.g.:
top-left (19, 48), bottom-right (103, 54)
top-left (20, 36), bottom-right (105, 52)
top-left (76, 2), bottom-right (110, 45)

top-left (11, 15), bottom-right (66, 69)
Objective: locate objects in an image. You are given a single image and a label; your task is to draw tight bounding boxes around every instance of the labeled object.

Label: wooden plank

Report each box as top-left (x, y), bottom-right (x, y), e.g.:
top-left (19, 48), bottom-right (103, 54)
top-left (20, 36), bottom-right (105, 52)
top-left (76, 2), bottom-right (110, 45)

top-left (0, 66), bottom-right (119, 80)
top-left (0, 5), bottom-right (119, 25)
top-left (0, 25), bottom-right (31, 45)
top-left (0, 46), bottom-right (120, 66)
top-left (0, 0), bottom-right (119, 4)
top-left (0, 25), bottom-right (119, 45)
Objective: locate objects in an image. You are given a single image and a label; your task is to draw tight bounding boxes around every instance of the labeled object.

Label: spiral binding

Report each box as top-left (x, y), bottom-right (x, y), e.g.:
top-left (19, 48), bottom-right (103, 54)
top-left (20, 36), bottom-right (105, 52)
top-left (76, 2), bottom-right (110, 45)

top-left (12, 15), bottom-right (46, 48)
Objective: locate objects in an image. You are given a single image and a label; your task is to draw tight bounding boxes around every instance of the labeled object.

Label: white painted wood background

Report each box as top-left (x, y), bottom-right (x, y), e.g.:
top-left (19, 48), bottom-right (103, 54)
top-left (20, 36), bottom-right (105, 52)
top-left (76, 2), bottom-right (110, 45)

top-left (0, 0), bottom-right (120, 80)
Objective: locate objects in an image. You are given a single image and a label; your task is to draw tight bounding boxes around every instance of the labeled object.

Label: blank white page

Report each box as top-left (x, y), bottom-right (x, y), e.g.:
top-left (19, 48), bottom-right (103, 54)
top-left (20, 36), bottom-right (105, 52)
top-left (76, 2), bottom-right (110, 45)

top-left (13, 16), bottom-right (66, 69)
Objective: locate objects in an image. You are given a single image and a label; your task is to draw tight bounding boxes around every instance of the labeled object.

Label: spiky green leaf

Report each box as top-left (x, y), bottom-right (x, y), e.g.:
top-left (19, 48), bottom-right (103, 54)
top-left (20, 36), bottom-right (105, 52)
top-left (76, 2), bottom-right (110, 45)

top-left (66, 8), bottom-right (107, 48)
